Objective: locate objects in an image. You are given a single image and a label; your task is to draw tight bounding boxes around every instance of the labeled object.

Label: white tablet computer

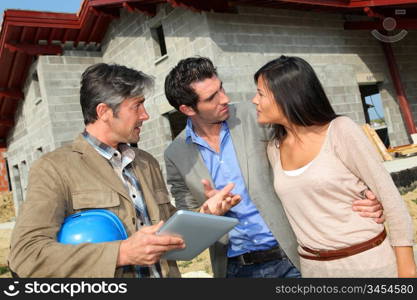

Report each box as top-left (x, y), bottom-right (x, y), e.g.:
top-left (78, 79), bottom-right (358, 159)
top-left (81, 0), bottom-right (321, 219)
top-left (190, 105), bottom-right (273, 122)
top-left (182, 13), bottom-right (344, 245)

top-left (157, 210), bottom-right (238, 261)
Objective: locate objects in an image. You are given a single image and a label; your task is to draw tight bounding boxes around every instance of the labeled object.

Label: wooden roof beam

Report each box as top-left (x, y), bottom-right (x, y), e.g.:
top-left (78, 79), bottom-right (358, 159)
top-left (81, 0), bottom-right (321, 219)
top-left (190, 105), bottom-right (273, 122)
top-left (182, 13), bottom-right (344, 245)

top-left (48, 28), bottom-right (57, 45)
top-left (90, 7), bottom-right (120, 19)
top-left (349, 0), bottom-right (417, 8)
top-left (87, 15), bottom-right (103, 42)
top-left (0, 119), bottom-right (14, 127)
top-left (123, 2), bottom-right (156, 16)
top-left (0, 89), bottom-right (23, 100)
top-left (89, 0), bottom-right (126, 7)
top-left (278, 0), bottom-right (417, 8)
top-left (344, 19), bottom-right (417, 30)
top-left (5, 42), bottom-right (63, 56)
top-left (166, 0), bottom-right (232, 13)
top-left (276, 0), bottom-right (350, 8)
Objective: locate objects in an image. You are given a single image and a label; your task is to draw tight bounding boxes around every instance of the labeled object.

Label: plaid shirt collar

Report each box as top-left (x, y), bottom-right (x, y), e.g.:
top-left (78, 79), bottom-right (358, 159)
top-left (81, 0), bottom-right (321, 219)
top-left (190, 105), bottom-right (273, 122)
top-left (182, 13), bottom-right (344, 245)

top-left (82, 130), bottom-right (135, 165)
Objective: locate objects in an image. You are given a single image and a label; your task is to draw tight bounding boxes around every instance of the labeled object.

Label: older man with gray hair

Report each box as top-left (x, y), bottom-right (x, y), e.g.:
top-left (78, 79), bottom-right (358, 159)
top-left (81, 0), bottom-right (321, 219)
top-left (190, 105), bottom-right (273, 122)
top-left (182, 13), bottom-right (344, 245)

top-left (8, 63), bottom-right (232, 278)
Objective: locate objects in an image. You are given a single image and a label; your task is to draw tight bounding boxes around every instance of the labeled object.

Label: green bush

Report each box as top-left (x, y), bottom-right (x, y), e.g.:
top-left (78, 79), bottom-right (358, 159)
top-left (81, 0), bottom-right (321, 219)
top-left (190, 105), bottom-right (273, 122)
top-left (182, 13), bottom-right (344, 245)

top-left (0, 266), bottom-right (9, 275)
top-left (178, 261), bottom-right (192, 268)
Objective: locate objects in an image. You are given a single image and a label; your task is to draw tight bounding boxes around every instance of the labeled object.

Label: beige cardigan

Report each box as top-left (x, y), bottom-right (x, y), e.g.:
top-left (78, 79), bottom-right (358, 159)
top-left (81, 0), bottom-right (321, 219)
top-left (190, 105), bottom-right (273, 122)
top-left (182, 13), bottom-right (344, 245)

top-left (267, 116), bottom-right (414, 251)
top-left (8, 135), bottom-right (180, 278)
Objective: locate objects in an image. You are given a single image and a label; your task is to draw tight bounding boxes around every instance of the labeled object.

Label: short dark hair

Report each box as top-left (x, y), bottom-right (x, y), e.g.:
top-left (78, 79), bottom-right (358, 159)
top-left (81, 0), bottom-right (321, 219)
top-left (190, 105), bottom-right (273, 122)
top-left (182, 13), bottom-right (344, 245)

top-left (80, 63), bottom-right (154, 125)
top-left (254, 55), bottom-right (338, 141)
top-left (164, 57), bottom-right (218, 111)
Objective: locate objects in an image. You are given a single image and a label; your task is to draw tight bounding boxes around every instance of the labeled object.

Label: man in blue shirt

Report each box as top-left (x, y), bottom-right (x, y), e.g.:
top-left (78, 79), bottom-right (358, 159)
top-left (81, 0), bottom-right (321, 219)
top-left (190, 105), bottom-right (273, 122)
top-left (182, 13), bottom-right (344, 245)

top-left (164, 57), bottom-right (384, 278)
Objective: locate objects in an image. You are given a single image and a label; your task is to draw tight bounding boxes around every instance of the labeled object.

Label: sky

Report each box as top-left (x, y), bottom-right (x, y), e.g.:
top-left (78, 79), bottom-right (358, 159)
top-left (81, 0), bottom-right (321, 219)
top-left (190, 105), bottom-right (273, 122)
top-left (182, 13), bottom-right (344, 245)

top-left (0, 0), bottom-right (83, 15)
top-left (365, 93), bottom-right (385, 122)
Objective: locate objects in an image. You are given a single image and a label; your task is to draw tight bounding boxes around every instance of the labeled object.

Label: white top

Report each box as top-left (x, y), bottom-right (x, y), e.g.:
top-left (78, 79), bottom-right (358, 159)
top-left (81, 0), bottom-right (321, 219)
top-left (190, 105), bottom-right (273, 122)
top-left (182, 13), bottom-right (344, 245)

top-left (283, 161), bottom-right (313, 176)
top-left (282, 123), bottom-right (332, 176)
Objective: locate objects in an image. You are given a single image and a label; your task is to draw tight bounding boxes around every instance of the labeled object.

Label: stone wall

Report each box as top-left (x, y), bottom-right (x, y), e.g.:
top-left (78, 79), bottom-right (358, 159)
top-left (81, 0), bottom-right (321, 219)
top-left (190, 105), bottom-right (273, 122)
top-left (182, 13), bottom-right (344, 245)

top-left (100, 5), bottom-right (415, 176)
top-left (5, 4), bottom-right (417, 211)
top-left (207, 6), bottom-right (414, 146)
top-left (38, 51), bottom-right (103, 149)
top-left (101, 5), bottom-right (215, 170)
top-left (6, 52), bottom-right (102, 213)
top-left (6, 60), bottom-right (53, 209)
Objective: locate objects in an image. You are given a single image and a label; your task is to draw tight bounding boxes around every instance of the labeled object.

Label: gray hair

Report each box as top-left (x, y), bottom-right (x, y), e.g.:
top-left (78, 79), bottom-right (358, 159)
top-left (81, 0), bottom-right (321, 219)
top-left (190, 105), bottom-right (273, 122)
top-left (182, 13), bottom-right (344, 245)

top-left (80, 63), bottom-right (154, 125)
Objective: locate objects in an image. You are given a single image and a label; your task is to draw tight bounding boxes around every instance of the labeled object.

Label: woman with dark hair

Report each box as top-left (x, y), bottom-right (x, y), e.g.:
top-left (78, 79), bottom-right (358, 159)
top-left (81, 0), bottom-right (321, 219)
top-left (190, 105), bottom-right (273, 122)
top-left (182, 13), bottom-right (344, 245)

top-left (252, 55), bottom-right (416, 277)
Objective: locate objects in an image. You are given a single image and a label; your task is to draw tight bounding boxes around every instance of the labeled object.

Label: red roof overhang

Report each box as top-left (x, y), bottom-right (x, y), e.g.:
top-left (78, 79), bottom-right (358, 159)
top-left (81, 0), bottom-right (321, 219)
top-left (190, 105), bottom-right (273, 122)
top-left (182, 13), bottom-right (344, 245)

top-left (0, 0), bottom-right (121, 145)
top-left (0, 0), bottom-right (416, 146)
top-left (262, 0), bottom-right (417, 8)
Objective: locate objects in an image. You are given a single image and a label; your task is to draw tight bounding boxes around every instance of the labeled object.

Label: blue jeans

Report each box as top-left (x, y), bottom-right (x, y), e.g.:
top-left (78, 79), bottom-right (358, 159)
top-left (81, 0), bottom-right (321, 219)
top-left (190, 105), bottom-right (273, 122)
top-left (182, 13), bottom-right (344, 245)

top-left (226, 258), bottom-right (301, 278)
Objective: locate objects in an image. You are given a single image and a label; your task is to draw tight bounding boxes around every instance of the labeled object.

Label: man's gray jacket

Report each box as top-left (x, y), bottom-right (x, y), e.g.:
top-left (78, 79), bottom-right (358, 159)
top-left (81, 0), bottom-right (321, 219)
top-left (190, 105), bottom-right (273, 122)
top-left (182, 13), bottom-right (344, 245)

top-left (164, 101), bottom-right (299, 277)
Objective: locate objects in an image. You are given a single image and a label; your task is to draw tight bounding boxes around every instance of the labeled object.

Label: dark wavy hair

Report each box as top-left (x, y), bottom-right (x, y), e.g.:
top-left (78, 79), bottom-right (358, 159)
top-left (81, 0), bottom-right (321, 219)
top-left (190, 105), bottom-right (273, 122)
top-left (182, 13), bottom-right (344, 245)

top-left (164, 57), bottom-right (218, 111)
top-left (254, 55), bottom-right (338, 141)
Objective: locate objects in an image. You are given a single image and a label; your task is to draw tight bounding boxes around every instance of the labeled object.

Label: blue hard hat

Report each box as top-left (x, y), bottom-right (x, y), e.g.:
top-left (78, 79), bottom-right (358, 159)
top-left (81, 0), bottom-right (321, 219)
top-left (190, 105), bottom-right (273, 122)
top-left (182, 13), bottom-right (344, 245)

top-left (57, 209), bottom-right (128, 244)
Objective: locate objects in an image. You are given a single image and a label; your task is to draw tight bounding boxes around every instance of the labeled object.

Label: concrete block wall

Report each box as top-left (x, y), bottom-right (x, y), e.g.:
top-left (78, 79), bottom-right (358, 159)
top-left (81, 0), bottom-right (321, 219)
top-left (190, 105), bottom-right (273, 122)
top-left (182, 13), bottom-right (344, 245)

top-left (6, 52), bottom-right (102, 212)
top-left (6, 60), bottom-right (54, 209)
top-left (101, 5), bottom-right (215, 170)
top-left (2, 4), bottom-right (415, 214)
top-left (97, 4), bottom-right (416, 172)
top-left (38, 51), bottom-right (103, 149)
top-left (5, 5), bottom-right (415, 212)
top-left (206, 6), bottom-right (413, 146)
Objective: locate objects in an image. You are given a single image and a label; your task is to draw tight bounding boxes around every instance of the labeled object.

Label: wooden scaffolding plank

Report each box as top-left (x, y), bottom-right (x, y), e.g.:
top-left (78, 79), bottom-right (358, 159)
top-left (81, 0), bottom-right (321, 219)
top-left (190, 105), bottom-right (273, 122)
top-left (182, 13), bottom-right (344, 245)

top-left (361, 124), bottom-right (393, 161)
top-left (388, 144), bottom-right (417, 155)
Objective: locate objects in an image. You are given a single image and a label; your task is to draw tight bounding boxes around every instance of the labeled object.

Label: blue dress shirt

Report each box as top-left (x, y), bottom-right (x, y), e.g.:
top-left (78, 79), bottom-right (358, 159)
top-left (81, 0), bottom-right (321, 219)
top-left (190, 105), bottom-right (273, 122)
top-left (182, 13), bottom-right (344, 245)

top-left (185, 119), bottom-right (278, 257)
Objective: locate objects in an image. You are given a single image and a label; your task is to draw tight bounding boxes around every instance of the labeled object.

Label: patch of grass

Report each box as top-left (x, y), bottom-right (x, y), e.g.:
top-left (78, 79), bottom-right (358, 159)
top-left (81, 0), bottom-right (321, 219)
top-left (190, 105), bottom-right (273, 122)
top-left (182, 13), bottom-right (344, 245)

top-left (178, 261), bottom-right (192, 268)
top-left (0, 266), bottom-right (9, 275)
top-left (412, 199), bottom-right (417, 205)
top-left (399, 182), bottom-right (417, 195)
